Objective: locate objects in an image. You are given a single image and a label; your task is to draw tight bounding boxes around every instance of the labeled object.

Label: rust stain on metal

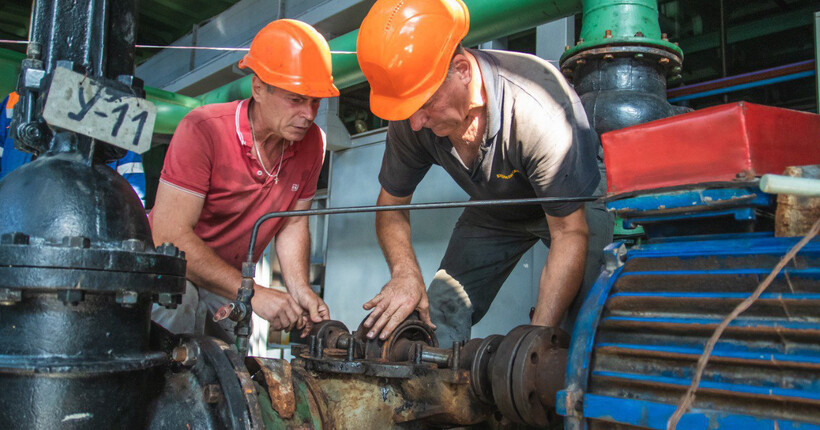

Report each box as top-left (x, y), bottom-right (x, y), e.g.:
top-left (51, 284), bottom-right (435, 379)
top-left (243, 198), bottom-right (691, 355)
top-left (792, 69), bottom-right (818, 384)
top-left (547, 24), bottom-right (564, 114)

top-left (323, 347), bottom-right (347, 358)
top-left (775, 165), bottom-right (820, 237)
top-left (293, 367), bottom-right (335, 430)
top-left (393, 372), bottom-right (488, 425)
top-left (250, 357), bottom-right (295, 418)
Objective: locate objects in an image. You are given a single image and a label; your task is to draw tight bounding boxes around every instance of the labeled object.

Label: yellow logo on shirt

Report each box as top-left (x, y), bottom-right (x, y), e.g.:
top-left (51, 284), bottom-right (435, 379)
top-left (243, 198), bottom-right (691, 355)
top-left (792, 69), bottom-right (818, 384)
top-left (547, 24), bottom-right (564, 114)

top-left (496, 169), bottom-right (520, 180)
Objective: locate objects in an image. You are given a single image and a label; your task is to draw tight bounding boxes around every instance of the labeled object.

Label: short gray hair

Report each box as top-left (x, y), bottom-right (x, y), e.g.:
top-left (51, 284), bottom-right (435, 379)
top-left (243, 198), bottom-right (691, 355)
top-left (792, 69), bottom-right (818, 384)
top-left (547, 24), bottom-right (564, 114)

top-left (254, 73), bottom-right (277, 93)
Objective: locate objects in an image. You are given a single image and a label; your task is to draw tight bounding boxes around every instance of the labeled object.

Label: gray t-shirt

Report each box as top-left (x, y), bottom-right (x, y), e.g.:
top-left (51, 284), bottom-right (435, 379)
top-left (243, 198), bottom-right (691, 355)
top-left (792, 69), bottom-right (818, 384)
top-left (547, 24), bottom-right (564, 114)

top-left (378, 49), bottom-right (600, 222)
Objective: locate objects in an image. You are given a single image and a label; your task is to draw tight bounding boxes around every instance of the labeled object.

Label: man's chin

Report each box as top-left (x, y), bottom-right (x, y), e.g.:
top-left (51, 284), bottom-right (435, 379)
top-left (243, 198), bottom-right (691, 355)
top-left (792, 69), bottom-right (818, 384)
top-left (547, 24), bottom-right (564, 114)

top-left (285, 128), bottom-right (310, 142)
top-left (430, 127), bottom-right (452, 137)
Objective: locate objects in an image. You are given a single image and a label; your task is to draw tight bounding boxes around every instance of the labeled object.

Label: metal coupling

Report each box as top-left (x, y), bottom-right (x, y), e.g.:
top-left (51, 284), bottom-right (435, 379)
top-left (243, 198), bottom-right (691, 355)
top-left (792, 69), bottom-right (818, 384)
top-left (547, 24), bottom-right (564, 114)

top-left (213, 301), bottom-right (248, 323)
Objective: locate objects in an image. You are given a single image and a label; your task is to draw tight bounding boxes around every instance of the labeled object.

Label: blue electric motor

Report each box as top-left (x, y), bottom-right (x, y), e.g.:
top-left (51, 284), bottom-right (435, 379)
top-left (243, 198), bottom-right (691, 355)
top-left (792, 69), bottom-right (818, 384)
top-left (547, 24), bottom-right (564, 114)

top-left (557, 186), bottom-right (820, 429)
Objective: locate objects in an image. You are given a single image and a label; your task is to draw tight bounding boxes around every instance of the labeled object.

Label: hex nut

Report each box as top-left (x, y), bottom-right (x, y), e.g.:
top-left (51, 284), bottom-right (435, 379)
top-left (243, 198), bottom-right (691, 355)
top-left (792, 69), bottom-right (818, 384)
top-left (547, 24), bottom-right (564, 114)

top-left (58, 290), bottom-right (84, 305)
top-left (116, 290), bottom-right (139, 307)
top-left (122, 239), bottom-right (145, 252)
top-left (0, 289), bottom-right (22, 305)
top-left (1, 232), bottom-right (29, 245)
top-left (157, 292), bottom-right (181, 309)
top-left (62, 236), bottom-right (91, 248)
top-left (156, 243), bottom-right (179, 257)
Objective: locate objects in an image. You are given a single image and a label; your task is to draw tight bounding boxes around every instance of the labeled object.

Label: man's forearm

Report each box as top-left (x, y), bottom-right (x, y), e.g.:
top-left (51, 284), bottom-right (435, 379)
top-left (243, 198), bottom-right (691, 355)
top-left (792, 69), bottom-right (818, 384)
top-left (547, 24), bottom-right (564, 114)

top-left (376, 209), bottom-right (423, 279)
top-left (275, 215), bottom-right (312, 292)
top-left (533, 210), bottom-right (589, 326)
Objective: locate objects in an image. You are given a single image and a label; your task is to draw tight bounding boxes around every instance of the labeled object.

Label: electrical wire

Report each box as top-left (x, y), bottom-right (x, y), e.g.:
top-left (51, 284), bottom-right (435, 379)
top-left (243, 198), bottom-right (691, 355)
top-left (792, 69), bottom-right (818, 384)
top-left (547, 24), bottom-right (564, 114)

top-left (0, 39), bottom-right (357, 54)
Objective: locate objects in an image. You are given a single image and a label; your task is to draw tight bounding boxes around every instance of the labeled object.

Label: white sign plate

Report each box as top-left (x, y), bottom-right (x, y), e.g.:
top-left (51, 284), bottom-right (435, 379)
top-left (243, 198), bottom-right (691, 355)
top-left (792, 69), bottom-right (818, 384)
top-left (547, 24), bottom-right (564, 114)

top-left (43, 67), bottom-right (156, 154)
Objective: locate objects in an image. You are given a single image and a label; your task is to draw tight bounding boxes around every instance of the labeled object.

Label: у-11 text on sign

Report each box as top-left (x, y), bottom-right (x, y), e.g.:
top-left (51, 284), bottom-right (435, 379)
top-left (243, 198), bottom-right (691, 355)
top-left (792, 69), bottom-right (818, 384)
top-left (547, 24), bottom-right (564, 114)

top-left (43, 67), bottom-right (156, 154)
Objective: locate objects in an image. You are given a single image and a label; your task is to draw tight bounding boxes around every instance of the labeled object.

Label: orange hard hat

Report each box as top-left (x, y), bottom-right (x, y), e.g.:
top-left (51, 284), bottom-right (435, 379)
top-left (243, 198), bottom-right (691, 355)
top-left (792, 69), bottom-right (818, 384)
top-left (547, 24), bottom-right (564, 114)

top-left (357, 0), bottom-right (470, 121)
top-left (239, 19), bottom-right (339, 98)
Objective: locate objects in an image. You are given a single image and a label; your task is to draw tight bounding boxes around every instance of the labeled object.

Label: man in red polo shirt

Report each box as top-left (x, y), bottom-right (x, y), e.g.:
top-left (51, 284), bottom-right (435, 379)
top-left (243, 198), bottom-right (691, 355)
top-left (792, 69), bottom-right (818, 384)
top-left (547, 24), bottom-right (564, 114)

top-left (150, 19), bottom-right (338, 340)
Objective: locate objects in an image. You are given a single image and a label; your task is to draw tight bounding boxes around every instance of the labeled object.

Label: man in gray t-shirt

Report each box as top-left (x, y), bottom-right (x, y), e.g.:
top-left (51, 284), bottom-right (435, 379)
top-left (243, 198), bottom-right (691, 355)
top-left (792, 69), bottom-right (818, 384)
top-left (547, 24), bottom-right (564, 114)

top-left (356, 0), bottom-right (613, 344)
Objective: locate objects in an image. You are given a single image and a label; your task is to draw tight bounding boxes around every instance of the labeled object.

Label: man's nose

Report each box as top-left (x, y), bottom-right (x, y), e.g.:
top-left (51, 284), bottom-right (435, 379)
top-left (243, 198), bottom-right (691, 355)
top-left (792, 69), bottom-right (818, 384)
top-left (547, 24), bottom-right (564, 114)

top-left (302, 103), bottom-right (318, 122)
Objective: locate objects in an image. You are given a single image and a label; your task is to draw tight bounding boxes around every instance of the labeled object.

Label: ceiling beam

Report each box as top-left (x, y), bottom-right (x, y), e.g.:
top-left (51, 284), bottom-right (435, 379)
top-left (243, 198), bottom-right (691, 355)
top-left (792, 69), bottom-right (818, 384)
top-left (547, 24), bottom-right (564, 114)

top-left (678, 7), bottom-right (814, 55)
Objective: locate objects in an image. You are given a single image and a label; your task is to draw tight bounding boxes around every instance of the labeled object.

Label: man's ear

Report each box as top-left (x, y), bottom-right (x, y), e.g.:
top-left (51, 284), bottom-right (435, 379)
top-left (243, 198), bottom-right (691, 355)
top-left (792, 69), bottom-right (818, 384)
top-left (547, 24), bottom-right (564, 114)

top-left (452, 54), bottom-right (472, 84)
top-left (250, 75), bottom-right (264, 100)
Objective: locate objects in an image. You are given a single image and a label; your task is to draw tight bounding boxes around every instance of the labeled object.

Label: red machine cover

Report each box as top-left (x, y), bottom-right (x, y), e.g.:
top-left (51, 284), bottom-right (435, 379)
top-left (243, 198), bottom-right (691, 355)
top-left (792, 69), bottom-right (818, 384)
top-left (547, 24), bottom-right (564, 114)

top-left (602, 102), bottom-right (820, 195)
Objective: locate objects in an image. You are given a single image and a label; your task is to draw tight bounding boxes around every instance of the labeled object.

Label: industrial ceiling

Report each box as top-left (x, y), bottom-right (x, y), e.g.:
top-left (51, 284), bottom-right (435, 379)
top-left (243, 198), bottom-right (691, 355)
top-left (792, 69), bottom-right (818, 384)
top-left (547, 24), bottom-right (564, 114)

top-left (0, 0), bottom-right (241, 63)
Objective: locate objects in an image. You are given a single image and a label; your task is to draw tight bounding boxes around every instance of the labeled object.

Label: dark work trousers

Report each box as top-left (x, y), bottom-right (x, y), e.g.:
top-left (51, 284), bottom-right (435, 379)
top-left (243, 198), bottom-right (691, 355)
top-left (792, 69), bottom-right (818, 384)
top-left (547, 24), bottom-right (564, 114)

top-left (427, 184), bottom-right (613, 346)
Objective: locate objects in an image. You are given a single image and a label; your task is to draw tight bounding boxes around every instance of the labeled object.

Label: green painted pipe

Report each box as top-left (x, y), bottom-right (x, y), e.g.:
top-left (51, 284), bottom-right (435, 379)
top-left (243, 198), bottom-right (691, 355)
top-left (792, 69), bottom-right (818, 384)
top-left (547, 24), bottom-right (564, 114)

top-left (462, 0), bottom-right (581, 47)
top-left (194, 75), bottom-right (252, 107)
top-left (0, 48), bottom-right (25, 101)
top-left (561, 0), bottom-right (683, 61)
top-left (326, 30), bottom-right (362, 91)
top-left (145, 86), bottom-right (204, 134)
top-left (151, 0), bottom-right (584, 134)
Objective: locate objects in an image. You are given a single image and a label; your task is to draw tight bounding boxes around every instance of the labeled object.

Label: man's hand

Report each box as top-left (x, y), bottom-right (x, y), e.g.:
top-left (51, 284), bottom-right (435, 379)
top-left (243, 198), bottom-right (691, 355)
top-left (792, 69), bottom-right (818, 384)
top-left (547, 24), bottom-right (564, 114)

top-left (362, 273), bottom-right (435, 340)
top-left (252, 286), bottom-right (305, 331)
top-left (290, 285), bottom-right (330, 338)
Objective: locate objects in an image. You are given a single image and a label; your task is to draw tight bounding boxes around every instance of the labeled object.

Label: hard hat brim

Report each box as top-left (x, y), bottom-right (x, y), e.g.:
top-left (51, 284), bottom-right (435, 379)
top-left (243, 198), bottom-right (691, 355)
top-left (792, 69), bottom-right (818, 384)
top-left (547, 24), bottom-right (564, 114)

top-left (369, 88), bottom-right (436, 121)
top-left (239, 57), bottom-right (340, 98)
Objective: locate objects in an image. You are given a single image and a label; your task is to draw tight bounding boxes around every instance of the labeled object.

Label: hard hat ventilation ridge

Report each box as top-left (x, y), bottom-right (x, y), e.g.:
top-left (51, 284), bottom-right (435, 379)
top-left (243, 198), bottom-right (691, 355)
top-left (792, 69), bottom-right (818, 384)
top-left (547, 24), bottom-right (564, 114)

top-left (385, 0), bottom-right (405, 31)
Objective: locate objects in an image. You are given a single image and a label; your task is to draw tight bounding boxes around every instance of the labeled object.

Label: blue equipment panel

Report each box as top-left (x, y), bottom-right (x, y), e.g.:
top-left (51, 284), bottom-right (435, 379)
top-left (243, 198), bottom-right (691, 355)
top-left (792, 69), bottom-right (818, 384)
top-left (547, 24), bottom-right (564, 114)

top-left (606, 187), bottom-right (774, 238)
top-left (558, 235), bottom-right (820, 430)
